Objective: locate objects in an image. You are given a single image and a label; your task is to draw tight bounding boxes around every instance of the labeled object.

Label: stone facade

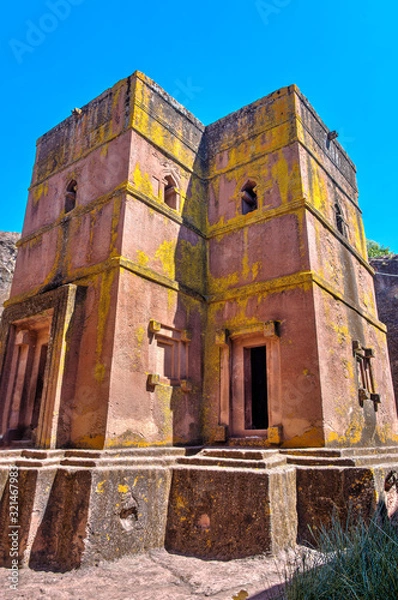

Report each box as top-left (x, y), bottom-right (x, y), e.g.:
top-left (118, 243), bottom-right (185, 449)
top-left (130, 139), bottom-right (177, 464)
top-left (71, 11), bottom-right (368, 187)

top-left (1, 72), bottom-right (398, 570)
top-left (0, 71), bottom-right (396, 451)
top-left (371, 255), bottom-right (398, 408)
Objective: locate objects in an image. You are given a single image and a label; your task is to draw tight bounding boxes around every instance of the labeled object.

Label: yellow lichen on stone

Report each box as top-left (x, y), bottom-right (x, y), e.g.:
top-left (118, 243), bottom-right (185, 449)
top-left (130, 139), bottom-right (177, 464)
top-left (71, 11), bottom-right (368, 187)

top-left (135, 326), bottom-right (145, 346)
top-left (155, 384), bottom-right (174, 442)
top-left (232, 591), bottom-right (249, 600)
top-left (136, 250), bottom-right (149, 267)
top-left (132, 163), bottom-right (154, 198)
top-left (206, 270), bottom-right (240, 295)
top-left (167, 288), bottom-right (175, 311)
top-left (131, 79), bottom-right (198, 172)
top-left (100, 143), bottom-right (109, 158)
top-left (96, 480), bottom-right (106, 494)
top-left (309, 166), bottom-right (327, 213)
top-left (282, 427), bottom-right (325, 448)
top-left (270, 150), bottom-right (290, 204)
top-left (95, 269), bottom-right (116, 382)
top-left (176, 495), bottom-right (187, 510)
top-left (31, 181), bottom-right (49, 206)
top-left (155, 240), bottom-right (176, 280)
top-left (132, 325), bottom-right (146, 370)
top-left (183, 176), bottom-right (205, 229)
top-left (109, 196), bottom-right (122, 257)
top-left (176, 239), bottom-right (205, 292)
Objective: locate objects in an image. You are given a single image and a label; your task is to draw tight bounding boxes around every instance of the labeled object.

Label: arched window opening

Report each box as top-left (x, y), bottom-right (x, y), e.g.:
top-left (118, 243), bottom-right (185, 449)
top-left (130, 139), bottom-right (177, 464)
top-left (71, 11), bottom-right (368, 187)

top-left (65, 180), bottom-right (77, 213)
top-left (164, 176), bottom-right (179, 210)
top-left (335, 202), bottom-right (347, 237)
top-left (241, 181), bottom-right (258, 215)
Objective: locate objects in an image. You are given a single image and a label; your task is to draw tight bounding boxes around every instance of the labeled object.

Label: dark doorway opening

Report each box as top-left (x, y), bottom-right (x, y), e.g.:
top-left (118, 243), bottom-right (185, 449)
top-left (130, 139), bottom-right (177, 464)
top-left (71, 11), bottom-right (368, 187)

top-left (244, 346), bottom-right (268, 429)
top-left (31, 344), bottom-right (48, 432)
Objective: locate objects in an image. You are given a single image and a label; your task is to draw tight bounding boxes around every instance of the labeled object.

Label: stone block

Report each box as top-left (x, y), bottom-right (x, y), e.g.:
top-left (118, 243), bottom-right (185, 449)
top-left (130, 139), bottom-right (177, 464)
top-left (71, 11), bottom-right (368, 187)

top-left (296, 466), bottom-right (377, 544)
top-left (81, 466), bottom-right (172, 565)
top-left (0, 468), bottom-right (37, 568)
top-left (29, 469), bottom-right (91, 572)
top-left (165, 465), bottom-right (297, 560)
top-left (0, 449), bottom-right (179, 570)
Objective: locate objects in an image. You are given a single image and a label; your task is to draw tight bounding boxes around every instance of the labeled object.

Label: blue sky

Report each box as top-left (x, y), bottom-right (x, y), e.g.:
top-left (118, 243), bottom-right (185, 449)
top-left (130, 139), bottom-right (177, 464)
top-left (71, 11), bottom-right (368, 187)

top-left (1, 0), bottom-right (396, 251)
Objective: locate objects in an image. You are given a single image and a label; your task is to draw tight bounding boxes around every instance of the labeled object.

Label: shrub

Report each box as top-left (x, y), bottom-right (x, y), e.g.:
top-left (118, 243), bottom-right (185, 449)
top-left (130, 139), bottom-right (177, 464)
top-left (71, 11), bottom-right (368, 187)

top-left (281, 512), bottom-right (398, 600)
top-left (367, 239), bottom-right (393, 258)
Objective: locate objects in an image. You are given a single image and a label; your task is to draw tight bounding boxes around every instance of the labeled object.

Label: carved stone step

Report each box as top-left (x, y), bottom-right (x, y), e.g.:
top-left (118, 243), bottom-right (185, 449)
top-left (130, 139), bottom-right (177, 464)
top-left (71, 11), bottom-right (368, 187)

top-left (177, 456), bottom-right (285, 470)
top-left (286, 456), bottom-right (356, 466)
top-left (200, 448), bottom-right (280, 461)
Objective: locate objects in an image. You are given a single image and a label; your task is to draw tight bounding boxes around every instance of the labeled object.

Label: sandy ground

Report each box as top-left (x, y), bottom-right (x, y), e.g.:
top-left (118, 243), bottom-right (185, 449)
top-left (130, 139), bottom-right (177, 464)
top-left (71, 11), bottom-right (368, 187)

top-left (0, 548), bottom-right (294, 600)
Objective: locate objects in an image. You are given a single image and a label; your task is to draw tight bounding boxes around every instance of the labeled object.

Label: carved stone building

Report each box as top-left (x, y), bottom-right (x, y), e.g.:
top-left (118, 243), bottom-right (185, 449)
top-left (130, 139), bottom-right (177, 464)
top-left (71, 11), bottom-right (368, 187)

top-left (1, 71), bottom-right (396, 451)
top-left (0, 73), bottom-right (397, 569)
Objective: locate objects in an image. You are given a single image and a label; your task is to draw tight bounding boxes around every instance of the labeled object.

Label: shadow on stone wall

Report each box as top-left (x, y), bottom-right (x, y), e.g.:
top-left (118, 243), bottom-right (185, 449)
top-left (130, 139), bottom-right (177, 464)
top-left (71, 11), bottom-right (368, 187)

top-left (371, 256), bottom-right (398, 412)
top-left (29, 469), bottom-right (91, 572)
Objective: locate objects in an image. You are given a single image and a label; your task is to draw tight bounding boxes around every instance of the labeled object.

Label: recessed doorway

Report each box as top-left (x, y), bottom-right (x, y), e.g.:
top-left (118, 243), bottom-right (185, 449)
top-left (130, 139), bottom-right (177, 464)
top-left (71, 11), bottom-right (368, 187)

top-left (231, 335), bottom-right (272, 437)
top-left (1, 314), bottom-right (51, 446)
top-left (244, 345), bottom-right (268, 430)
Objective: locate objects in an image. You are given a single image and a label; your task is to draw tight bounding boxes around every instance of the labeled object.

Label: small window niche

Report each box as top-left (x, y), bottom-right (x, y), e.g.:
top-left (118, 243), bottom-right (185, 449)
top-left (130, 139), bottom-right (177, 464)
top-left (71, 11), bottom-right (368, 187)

top-left (65, 180), bottom-right (77, 213)
top-left (148, 320), bottom-right (191, 391)
top-left (163, 175), bottom-right (179, 210)
top-left (241, 180), bottom-right (258, 215)
top-left (334, 201), bottom-right (347, 238)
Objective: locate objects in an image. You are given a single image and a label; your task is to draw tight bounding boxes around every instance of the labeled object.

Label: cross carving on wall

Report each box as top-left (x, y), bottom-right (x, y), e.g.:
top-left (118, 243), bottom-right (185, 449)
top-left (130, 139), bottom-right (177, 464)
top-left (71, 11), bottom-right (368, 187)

top-left (353, 341), bottom-right (381, 411)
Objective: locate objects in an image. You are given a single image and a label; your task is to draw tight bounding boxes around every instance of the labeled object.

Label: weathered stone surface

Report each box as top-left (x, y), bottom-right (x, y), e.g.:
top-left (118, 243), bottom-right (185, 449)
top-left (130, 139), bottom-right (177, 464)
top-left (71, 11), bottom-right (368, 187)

top-left (1, 447), bottom-right (398, 575)
top-left (1, 72), bottom-right (395, 453)
top-left (0, 232), bottom-right (19, 315)
top-left (286, 447), bottom-right (398, 545)
top-left (166, 467), bottom-right (272, 559)
top-left (296, 466), bottom-right (376, 544)
top-left (0, 469), bottom-right (37, 568)
top-left (371, 255), bottom-right (398, 408)
top-left (166, 450), bottom-right (297, 560)
top-left (82, 465), bottom-right (173, 565)
top-left (29, 469), bottom-right (91, 572)
top-left (0, 449), bottom-right (182, 570)
top-left (0, 548), bottom-right (292, 600)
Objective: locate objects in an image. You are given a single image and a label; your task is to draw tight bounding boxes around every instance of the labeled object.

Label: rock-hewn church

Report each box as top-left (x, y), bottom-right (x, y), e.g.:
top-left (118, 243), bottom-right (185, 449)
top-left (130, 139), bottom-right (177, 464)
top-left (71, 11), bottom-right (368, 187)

top-left (0, 72), bottom-right (397, 569)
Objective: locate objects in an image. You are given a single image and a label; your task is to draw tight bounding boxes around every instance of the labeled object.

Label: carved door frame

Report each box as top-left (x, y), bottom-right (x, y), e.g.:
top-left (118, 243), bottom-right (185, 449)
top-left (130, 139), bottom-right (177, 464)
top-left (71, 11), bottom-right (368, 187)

top-left (0, 285), bottom-right (78, 448)
top-left (215, 321), bottom-right (282, 440)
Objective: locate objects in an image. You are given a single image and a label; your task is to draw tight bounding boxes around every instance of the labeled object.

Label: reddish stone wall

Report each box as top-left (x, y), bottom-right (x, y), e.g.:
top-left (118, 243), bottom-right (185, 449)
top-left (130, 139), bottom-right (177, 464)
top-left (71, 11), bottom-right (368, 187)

top-left (296, 90), bottom-right (395, 446)
top-left (2, 73), bottom-right (206, 449)
top-left (371, 256), bottom-right (398, 409)
top-left (1, 72), bottom-right (396, 450)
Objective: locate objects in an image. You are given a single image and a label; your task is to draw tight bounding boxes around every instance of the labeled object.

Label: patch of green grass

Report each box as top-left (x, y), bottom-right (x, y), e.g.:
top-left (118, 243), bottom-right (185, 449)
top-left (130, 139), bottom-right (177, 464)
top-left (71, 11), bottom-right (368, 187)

top-left (281, 512), bottom-right (398, 600)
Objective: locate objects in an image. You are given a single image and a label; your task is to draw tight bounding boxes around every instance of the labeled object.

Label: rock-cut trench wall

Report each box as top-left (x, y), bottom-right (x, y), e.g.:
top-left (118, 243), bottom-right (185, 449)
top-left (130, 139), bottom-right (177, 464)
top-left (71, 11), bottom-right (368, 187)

top-left (0, 231), bottom-right (20, 317)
